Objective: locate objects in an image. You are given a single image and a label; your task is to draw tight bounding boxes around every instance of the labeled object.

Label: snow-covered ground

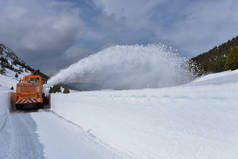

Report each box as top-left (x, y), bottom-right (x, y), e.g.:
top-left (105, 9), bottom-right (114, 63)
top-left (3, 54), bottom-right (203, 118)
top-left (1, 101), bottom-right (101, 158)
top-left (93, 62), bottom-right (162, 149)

top-left (52, 70), bottom-right (238, 159)
top-left (32, 112), bottom-right (120, 159)
top-left (0, 70), bottom-right (238, 159)
top-left (0, 85), bottom-right (121, 158)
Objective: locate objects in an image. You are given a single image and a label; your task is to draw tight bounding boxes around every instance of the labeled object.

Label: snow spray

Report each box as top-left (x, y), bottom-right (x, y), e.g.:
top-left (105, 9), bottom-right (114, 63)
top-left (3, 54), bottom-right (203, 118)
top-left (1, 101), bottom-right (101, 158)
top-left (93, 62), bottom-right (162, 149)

top-left (48, 44), bottom-right (194, 89)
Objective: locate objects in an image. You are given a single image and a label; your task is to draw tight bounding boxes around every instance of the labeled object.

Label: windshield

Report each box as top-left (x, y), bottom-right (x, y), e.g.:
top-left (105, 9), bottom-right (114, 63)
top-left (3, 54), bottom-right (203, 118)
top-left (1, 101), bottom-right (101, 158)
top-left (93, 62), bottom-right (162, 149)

top-left (25, 77), bottom-right (39, 83)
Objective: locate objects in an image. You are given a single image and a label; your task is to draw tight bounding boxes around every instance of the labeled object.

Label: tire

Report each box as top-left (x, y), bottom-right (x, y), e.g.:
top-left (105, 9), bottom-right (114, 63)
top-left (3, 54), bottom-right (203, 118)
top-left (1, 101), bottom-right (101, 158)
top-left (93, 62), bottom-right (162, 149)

top-left (16, 104), bottom-right (22, 110)
top-left (43, 94), bottom-right (51, 109)
top-left (9, 92), bottom-right (16, 112)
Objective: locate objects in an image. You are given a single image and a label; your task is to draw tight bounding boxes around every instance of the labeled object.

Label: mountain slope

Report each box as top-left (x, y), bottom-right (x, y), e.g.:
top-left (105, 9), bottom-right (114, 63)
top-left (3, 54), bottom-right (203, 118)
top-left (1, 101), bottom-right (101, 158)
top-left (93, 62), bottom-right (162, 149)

top-left (0, 44), bottom-right (31, 76)
top-left (191, 36), bottom-right (238, 75)
top-left (0, 43), bottom-right (48, 85)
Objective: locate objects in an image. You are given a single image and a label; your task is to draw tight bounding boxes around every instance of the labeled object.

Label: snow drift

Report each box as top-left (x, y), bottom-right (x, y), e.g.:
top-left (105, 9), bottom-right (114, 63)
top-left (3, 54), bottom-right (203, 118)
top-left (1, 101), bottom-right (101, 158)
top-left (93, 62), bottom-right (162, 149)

top-left (48, 44), bottom-right (193, 89)
top-left (52, 70), bottom-right (238, 159)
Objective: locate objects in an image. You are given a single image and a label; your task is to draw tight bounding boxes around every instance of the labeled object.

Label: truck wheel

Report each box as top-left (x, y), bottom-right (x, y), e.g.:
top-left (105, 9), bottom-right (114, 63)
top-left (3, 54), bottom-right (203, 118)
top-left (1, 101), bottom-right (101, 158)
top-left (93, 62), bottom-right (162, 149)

top-left (44, 94), bottom-right (51, 109)
top-left (9, 92), bottom-right (16, 112)
top-left (16, 104), bottom-right (23, 110)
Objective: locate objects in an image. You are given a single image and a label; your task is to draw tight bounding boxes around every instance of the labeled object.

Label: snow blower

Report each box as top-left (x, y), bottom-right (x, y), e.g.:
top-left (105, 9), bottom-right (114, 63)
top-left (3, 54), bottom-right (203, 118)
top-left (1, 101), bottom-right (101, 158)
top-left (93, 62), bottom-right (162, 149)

top-left (9, 73), bottom-right (50, 112)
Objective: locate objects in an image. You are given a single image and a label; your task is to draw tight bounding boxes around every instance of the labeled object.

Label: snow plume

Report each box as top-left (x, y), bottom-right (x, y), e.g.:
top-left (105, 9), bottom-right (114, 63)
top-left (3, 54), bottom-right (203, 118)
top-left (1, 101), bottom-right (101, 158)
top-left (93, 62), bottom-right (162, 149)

top-left (48, 44), bottom-right (194, 89)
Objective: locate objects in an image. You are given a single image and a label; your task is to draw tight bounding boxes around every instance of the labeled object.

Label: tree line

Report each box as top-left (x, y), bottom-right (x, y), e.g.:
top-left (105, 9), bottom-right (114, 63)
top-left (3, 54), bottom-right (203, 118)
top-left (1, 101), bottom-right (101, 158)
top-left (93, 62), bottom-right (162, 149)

top-left (190, 36), bottom-right (238, 76)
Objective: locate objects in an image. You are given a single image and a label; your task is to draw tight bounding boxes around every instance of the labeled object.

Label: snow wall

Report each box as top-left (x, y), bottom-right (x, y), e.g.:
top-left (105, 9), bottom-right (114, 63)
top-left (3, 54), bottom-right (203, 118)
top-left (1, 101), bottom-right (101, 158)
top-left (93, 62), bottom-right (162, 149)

top-left (48, 44), bottom-right (194, 90)
top-left (0, 90), bottom-right (11, 159)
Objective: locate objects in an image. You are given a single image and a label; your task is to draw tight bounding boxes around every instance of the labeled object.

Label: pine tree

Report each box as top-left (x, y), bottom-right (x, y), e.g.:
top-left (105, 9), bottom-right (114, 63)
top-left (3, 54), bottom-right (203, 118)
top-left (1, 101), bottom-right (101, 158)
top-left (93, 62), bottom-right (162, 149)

top-left (49, 87), bottom-right (53, 93)
top-left (49, 85), bottom-right (61, 93)
top-left (0, 66), bottom-right (6, 74)
top-left (63, 87), bottom-right (70, 94)
top-left (225, 46), bottom-right (238, 70)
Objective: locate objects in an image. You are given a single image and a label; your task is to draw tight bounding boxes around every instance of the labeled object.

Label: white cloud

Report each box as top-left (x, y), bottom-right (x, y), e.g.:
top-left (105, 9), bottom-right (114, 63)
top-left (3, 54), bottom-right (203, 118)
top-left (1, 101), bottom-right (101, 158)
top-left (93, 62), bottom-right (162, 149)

top-left (0, 0), bottom-right (85, 75)
top-left (0, 0), bottom-right (83, 55)
top-left (163, 0), bottom-right (238, 55)
top-left (19, 15), bottom-right (81, 52)
top-left (92, 0), bottom-right (238, 56)
top-left (93, 0), bottom-right (165, 28)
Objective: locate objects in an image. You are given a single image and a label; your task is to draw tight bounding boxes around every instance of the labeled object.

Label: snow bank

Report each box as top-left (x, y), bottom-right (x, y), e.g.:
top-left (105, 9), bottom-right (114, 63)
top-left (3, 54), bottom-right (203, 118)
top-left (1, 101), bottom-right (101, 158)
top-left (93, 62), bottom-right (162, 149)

top-left (0, 88), bottom-right (9, 129)
top-left (190, 69), bottom-right (238, 86)
top-left (52, 70), bottom-right (238, 159)
top-left (32, 112), bottom-right (120, 159)
top-left (0, 74), bottom-right (17, 89)
top-left (0, 87), bottom-right (11, 158)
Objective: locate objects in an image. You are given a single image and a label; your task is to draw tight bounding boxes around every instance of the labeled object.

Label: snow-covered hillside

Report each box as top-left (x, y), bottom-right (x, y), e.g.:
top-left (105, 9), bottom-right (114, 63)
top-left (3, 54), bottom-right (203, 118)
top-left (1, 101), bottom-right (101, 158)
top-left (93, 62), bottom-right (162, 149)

top-left (51, 70), bottom-right (238, 159)
top-left (0, 44), bottom-right (33, 89)
top-left (0, 44), bottom-right (24, 64)
top-left (0, 44), bottom-right (32, 76)
top-left (0, 43), bottom-right (49, 88)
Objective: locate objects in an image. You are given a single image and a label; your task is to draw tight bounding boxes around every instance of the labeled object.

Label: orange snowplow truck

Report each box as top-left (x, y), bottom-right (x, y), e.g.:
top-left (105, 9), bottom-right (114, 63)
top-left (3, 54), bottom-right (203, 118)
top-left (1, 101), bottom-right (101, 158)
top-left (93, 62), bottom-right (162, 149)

top-left (10, 73), bottom-right (50, 111)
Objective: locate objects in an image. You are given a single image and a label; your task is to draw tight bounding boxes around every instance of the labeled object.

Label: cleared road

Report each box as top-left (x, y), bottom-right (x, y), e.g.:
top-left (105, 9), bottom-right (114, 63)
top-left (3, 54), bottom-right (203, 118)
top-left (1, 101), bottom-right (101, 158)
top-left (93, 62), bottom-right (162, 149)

top-left (0, 112), bottom-right (44, 159)
top-left (0, 90), bottom-right (120, 159)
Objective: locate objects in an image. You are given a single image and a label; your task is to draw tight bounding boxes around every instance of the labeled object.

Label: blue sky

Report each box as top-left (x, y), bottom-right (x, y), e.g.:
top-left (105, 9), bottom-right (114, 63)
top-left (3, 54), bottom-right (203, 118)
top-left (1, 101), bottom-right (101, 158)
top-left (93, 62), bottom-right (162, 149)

top-left (0, 0), bottom-right (238, 75)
